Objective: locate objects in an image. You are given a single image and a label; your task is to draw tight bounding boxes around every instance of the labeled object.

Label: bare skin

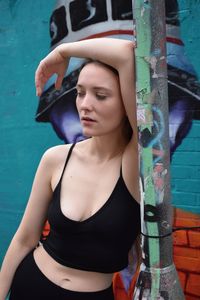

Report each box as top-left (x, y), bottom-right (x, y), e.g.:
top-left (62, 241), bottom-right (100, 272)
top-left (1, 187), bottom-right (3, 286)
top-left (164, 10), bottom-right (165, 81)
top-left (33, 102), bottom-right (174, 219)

top-left (0, 38), bottom-right (139, 299)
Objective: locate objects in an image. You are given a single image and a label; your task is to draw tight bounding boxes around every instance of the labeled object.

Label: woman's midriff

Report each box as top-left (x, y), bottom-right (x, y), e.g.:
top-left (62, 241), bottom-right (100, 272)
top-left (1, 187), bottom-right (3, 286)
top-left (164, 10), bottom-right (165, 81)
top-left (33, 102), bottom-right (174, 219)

top-left (33, 245), bottom-right (113, 292)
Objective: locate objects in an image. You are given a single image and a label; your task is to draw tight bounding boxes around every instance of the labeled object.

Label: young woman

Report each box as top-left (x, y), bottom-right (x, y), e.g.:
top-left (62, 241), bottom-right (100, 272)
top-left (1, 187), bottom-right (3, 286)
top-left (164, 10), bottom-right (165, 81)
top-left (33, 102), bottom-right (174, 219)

top-left (0, 38), bottom-right (140, 300)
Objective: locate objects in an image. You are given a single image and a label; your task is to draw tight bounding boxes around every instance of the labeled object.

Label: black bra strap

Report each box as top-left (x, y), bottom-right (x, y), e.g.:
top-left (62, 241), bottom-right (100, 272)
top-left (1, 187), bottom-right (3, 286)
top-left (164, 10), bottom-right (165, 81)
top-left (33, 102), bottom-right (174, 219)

top-left (59, 143), bottom-right (76, 182)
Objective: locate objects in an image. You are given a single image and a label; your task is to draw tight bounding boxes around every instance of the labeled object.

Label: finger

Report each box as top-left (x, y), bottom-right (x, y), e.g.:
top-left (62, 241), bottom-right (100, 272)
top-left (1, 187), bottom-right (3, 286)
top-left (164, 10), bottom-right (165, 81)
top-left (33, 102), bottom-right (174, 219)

top-left (55, 76), bottom-right (63, 90)
top-left (35, 66), bottom-right (42, 96)
top-left (36, 85), bottom-right (42, 97)
top-left (35, 77), bottom-right (42, 97)
top-left (35, 59), bottom-right (49, 85)
top-left (55, 70), bottom-right (65, 90)
top-left (35, 74), bottom-right (43, 97)
top-left (35, 64), bottom-right (48, 96)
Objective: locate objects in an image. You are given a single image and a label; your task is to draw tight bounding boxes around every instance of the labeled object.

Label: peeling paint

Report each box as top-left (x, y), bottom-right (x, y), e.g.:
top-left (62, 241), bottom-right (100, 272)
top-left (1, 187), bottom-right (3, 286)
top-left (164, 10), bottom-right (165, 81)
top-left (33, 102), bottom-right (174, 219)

top-left (133, 0), bottom-right (185, 299)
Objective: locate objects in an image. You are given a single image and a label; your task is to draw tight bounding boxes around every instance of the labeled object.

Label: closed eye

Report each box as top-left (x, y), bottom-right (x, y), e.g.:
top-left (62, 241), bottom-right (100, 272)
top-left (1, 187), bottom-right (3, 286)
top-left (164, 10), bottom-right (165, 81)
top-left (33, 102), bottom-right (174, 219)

top-left (76, 91), bottom-right (85, 98)
top-left (96, 94), bottom-right (107, 100)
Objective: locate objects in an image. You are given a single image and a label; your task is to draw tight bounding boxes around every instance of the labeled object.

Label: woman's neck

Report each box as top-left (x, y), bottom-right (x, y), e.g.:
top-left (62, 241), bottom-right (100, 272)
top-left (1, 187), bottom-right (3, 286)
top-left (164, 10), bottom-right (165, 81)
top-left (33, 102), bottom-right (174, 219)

top-left (84, 131), bottom-right (127, 162)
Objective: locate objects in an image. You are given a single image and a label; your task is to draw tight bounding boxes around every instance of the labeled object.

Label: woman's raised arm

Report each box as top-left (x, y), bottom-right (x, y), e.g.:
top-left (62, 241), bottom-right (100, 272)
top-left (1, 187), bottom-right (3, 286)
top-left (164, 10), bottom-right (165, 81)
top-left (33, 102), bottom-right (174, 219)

top-left (35, 38), bottom-right (136, 133)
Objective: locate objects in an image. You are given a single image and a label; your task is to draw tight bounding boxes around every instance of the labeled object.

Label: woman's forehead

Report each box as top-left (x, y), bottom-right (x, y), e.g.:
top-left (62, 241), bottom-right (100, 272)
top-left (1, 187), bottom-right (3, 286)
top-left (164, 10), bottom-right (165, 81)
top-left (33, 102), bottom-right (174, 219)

top-left (78, 63), bottom-right (119, 87)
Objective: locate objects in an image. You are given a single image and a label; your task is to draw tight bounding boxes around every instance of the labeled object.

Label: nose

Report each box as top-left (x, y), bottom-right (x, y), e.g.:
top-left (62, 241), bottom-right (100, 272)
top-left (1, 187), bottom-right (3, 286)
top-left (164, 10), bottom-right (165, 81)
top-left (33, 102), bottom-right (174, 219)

top-left (79, 92), bottom-right (93, 111)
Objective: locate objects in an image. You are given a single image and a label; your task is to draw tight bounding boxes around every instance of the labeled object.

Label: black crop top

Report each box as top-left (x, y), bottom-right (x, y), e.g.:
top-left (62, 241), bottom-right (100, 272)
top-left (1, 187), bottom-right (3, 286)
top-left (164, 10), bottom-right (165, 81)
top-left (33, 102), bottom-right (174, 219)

top-left (43, 143), bottom-right (140, 273)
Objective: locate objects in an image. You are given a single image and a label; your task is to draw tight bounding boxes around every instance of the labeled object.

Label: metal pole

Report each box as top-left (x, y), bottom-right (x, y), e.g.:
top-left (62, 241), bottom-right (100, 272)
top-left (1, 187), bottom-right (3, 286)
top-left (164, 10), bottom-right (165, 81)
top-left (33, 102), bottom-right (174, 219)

top-left (132, 1), bottom-right (185, 299)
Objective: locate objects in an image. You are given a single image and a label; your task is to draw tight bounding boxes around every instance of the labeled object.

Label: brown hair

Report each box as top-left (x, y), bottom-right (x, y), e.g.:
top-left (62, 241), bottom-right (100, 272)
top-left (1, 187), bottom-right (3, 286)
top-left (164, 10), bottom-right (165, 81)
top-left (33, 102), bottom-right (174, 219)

top-left (80, 59), bottom-right (119, 76)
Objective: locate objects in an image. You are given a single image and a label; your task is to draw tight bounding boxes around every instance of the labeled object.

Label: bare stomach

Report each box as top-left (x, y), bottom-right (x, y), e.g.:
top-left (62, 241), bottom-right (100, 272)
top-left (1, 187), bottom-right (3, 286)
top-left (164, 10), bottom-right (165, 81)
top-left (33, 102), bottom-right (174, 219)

top-left (33, 245), bottom-right (113, 292)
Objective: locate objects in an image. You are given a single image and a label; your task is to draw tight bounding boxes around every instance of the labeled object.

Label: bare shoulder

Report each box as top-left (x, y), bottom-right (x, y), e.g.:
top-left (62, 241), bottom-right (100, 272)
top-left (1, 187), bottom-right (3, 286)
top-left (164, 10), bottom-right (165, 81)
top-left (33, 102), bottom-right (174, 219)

top-left (122, 137), bottom-right (140, 203)
top-left (40, 144), bottom-right (75, 191)
top-left (41, 144), bottom-right (72, 168)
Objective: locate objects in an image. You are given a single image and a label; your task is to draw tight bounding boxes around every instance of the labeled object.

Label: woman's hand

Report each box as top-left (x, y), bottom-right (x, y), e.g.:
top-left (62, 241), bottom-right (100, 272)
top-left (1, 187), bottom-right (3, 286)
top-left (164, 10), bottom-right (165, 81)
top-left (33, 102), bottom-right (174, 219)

top-left (35, 46), bottom-right (69, 97)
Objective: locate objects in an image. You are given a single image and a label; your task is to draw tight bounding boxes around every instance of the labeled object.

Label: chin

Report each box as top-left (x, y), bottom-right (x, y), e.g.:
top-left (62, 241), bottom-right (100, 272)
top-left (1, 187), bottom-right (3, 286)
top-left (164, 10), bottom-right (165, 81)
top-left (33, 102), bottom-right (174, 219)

top-left (82, 127), bottom-right (110, 138)
top-left (82, 129), bottom-right (93, 138)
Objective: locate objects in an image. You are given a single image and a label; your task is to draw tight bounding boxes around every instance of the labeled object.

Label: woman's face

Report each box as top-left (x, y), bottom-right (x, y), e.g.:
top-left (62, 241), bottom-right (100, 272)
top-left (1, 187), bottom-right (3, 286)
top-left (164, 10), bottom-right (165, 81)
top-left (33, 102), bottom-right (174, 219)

top-left (76, 62), bottom-right (126, 138)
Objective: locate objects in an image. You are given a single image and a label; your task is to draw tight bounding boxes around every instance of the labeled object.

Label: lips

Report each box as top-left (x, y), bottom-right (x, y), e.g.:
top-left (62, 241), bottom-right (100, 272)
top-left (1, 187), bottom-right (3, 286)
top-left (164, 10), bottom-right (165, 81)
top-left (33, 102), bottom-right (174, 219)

top-left (81, 116), bottom-right (96, 122)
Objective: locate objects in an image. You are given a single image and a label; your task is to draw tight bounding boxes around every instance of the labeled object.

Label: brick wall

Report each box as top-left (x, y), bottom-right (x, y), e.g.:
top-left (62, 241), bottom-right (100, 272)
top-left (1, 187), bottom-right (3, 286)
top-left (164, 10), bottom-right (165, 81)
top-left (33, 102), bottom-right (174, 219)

top-left (173, 208), bottom-right (200, 300)
top-left (170, 1), bottom-right (200, 297)
top-left (171, 120), bottom-right (200, 299)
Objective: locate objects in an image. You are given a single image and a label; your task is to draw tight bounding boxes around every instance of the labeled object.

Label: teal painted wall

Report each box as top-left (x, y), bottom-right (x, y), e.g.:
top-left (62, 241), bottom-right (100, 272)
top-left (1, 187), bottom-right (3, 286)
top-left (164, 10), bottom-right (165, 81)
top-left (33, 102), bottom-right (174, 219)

top-left (178, 0), bottom-right (200, 76)
top-left (0, 0), bottom-right (60, 262)
top-left (171, 0), bottom-right (200, 214)
top-left (0, 0), bottom-right (200, 268)
top-left (171, 121), bottom-right (200, 213)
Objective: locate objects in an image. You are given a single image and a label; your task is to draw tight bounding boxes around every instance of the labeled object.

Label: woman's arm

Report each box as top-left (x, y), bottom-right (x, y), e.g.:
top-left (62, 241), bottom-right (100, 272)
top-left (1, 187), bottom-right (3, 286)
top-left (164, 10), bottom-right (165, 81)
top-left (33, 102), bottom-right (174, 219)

top-left (0, 147), bottom-right (56, 300)
top-left (35, 38), bottom-right (136, 133)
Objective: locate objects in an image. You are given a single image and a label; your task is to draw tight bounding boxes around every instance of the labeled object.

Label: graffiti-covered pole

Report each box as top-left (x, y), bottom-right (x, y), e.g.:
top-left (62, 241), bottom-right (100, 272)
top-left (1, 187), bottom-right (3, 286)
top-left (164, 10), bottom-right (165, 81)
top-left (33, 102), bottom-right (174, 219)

top-left (132, 1), bottom-right (185, 299)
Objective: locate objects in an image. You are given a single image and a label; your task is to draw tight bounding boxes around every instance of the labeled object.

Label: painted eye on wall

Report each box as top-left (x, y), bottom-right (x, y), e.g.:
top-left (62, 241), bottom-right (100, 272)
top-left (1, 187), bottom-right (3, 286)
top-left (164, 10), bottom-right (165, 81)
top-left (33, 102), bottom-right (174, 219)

top-left (50, 6), bottom-right (68, 47)
top-left (69, 0), bottom-right (108, 32)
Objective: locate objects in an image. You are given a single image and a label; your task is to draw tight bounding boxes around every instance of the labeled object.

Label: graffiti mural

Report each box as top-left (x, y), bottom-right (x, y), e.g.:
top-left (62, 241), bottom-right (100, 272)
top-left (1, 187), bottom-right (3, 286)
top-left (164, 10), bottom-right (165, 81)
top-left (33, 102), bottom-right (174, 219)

top-left (35, 0), bottom-right (200, 152)
top-left (35, 0), bottom-right (200, 299)
top-left (133, 1), bottom-right (184, 298)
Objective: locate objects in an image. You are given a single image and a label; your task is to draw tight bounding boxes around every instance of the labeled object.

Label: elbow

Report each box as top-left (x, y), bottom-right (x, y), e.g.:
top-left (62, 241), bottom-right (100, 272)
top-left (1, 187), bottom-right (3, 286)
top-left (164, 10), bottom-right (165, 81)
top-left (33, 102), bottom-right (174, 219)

top-left (124, 40), bottom-right (135, 50)
top-left (125, 40), bottom-right (135, 58)
top-left (120, 40), bottom-right (135, 66)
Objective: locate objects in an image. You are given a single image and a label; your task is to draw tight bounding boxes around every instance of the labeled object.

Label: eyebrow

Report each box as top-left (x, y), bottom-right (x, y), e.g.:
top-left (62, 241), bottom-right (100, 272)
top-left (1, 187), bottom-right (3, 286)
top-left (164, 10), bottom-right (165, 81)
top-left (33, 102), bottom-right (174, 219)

top-left (76, 84), bottom-right (112, 93)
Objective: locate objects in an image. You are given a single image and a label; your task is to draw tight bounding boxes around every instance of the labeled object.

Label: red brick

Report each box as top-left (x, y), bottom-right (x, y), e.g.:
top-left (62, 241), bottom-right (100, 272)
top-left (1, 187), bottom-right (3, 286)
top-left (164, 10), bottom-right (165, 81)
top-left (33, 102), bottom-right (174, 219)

top-left (186, 295), bottom-right (200, 300)
top-left (173, 208), bottom-right (200, 228)
top-left (174, 218), bottom-right (200, 228)
top-left (177, 271), bottom-right (187, 291)
top-left (188, 231), bottom-right (200, 248)
top-left (174, 209), bottom-right (200, 221)
top-left (186, 274), bottom-right (200, 297)
top-left (173, 230), bottom-right (188, 246)
top-left (174, 246), bottom-right (200, 258)
top-left (174, 255), bottom-right (200, 273)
